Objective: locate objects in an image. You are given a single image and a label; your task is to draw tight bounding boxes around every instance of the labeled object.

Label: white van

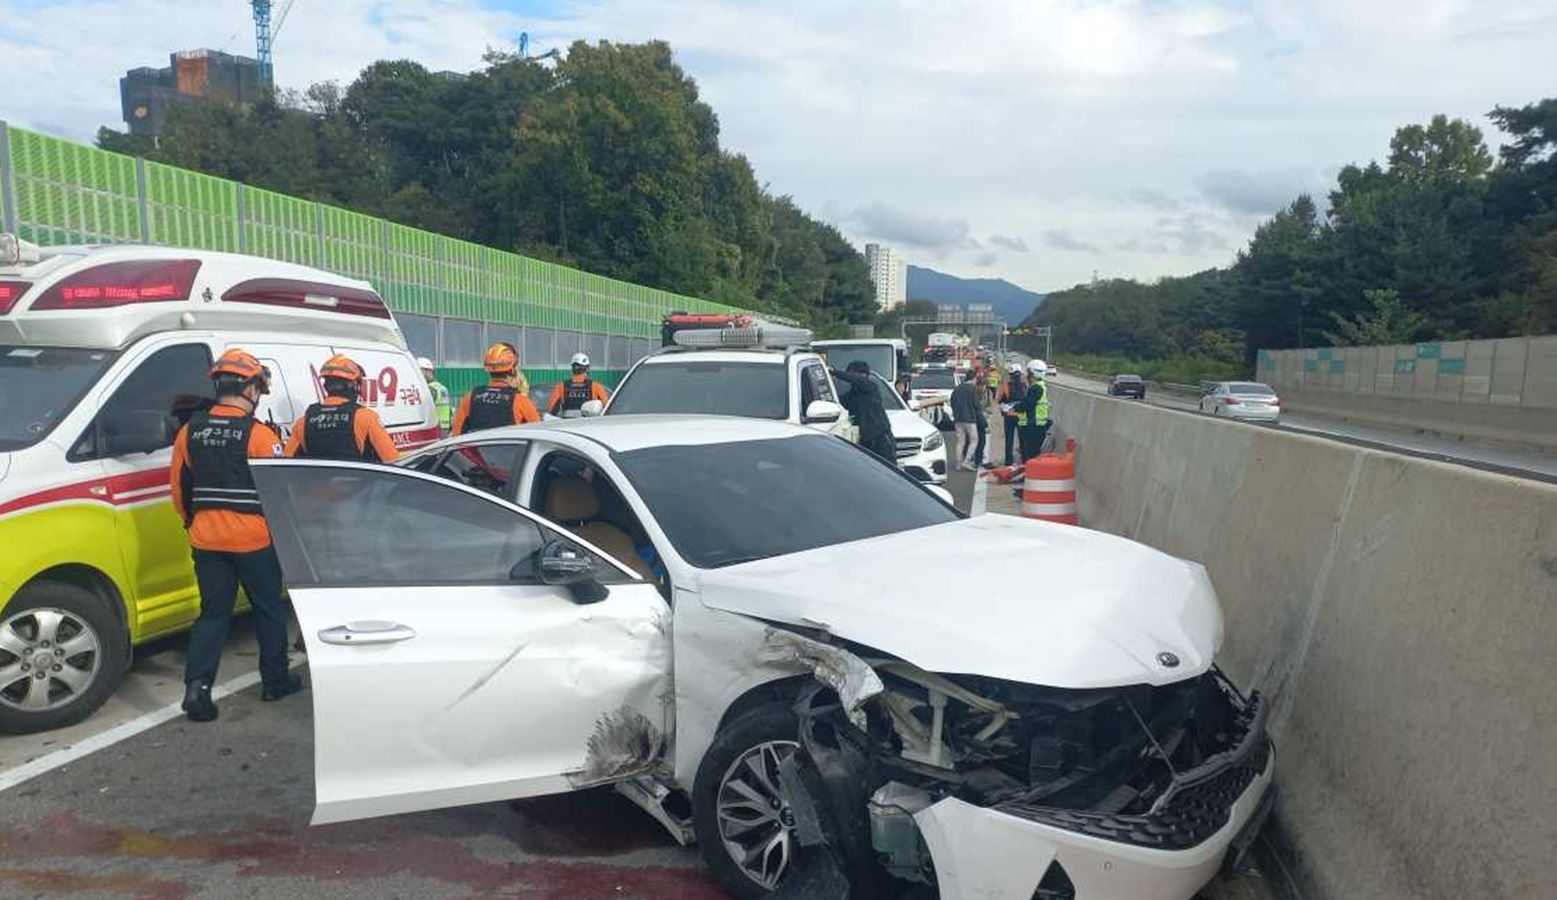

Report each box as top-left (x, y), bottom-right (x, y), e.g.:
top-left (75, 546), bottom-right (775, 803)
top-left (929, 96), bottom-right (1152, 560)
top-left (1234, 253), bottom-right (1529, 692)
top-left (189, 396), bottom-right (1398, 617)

top-left (0, 236), bottom-right (439, 734)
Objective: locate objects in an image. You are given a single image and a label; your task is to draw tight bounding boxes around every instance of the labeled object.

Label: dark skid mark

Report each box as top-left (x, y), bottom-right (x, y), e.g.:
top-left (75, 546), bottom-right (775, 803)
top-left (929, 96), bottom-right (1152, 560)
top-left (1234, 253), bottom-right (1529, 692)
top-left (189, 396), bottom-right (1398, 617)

top-left (0, 812), bottom-right (724, 900)
top-left (571, 706), bottom-right (664, 787)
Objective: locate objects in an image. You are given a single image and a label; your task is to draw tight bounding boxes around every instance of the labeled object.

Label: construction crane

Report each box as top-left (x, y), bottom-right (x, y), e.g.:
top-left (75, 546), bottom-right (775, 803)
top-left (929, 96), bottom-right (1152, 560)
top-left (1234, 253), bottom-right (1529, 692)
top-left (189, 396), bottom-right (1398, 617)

top-left (250, 0), bottom-right (294, 88)
top-left (251, 1), bottom-right (272, 87)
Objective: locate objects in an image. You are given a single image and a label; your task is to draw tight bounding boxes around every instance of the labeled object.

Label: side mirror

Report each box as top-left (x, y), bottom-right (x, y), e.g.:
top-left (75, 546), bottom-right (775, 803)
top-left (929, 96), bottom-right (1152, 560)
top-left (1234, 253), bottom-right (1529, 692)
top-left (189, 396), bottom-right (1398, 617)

top-left (580, 399), bottom-right (605, 418)
top-left (536, 539), bottom-right (608, 603)
top-left (101, 410), bottom-right (172, 456)
top-left (803, 399), bottom-right (843, 424)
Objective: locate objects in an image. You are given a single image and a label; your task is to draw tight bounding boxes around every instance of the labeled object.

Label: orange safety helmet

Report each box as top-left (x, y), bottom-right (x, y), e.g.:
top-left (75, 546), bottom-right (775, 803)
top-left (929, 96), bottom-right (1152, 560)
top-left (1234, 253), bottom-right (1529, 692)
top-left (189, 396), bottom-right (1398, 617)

top-left (483, 342), bottom-right (519, 374)
top-left (210, 348), bottom-right (271, 394)
top-left (319, 353), bottom-right (365, 383)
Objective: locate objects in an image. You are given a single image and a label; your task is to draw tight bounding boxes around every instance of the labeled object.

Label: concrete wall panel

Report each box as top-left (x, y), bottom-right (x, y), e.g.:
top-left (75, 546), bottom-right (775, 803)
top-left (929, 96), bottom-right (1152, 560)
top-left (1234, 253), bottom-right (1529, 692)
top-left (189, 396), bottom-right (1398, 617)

top-left (1490, 337), bottom-right (1527, 405)
top-left (1050, 385), bottom-right (1557, 900)
top-left (1524, 335), bottom-right (1557, 410)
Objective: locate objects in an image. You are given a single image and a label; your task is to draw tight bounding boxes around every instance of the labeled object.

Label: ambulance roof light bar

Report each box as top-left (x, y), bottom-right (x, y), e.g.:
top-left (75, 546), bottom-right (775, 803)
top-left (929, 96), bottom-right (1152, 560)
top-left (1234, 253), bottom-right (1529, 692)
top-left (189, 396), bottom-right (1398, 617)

top-left (671, 322), bottom-right (814, 349)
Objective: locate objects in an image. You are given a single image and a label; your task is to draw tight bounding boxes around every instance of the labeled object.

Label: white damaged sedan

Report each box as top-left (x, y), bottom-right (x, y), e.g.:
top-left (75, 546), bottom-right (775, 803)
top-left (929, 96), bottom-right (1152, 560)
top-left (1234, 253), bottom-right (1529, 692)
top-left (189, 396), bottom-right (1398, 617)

top-left (250, 416), bottom-right (1273, 900)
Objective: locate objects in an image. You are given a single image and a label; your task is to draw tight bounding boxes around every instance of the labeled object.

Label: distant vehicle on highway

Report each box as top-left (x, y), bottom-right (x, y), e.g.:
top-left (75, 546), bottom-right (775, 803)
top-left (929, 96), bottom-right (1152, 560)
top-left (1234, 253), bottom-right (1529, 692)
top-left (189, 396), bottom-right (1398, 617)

top-left (1108, 374), bottom-right (1147, 399)
top-left (1200, 381), bottom-right (1281, 422)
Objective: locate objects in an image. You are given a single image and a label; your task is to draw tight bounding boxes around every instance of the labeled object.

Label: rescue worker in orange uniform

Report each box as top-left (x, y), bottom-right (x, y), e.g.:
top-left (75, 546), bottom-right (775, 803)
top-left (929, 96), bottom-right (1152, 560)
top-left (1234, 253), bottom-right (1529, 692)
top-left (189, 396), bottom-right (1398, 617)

top-left (170, 349), bottom-right (300, 722)
top-left (453, 342), bottom-right (542, 434)
top-left (545, 352), bottom-right (611, 418)
top-left (284, 354), bottom-right (401, 462)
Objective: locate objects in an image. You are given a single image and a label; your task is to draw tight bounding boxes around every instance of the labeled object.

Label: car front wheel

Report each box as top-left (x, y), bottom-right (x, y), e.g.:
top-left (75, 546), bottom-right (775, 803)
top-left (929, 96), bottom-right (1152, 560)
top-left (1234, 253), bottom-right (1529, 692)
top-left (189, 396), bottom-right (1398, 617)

top-left (693, 703), bottom-right (802, 899)
top-left (0, 581), bottom-right (126, 734)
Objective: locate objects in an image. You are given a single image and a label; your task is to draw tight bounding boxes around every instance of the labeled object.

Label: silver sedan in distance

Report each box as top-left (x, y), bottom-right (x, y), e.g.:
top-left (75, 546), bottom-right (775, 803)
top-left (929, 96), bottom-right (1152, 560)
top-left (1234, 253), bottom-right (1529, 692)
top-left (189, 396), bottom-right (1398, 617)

top-left (1200, 381), bottom-right (1282, 422)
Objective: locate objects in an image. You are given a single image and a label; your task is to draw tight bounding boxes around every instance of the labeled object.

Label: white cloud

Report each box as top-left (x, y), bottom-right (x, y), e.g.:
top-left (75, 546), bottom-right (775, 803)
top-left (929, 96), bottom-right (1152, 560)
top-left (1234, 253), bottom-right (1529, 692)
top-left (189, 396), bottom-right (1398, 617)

top-left (2, 0), bottom-right (1554, 289)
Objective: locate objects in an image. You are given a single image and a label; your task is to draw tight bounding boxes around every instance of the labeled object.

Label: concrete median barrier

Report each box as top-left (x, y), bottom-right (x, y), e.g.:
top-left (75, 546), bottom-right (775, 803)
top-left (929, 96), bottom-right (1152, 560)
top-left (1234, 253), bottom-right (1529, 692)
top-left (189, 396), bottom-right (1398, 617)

top-left (1048, 384), bottom-right (1557, 900)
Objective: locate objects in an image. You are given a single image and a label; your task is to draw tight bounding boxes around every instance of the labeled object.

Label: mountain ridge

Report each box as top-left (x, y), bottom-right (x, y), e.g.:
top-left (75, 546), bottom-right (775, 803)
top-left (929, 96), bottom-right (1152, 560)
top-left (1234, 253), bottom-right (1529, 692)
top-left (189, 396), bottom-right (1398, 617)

top-left (906, 265), bottom-right (1046, 324)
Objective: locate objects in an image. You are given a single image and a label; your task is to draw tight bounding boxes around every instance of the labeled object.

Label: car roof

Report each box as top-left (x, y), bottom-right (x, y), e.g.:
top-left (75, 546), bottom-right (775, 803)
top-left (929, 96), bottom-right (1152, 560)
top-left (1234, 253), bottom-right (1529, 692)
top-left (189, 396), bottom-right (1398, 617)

top-left (435, 415), bottom-right (818, 453)
top-left (636, 348), bottom-right (811, 365)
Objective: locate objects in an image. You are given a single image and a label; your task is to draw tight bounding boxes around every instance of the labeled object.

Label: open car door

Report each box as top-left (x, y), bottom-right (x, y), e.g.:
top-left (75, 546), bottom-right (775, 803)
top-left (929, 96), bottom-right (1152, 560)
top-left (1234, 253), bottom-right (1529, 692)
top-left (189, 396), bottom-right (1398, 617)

top-left (250, 459), bottom-right (671, 825)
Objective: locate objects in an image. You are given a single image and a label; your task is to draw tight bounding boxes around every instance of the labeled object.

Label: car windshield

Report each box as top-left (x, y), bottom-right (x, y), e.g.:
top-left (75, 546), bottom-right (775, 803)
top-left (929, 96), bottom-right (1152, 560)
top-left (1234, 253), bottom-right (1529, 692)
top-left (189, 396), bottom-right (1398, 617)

top-left (817, 344), bottom-right (896, 380)
top-left (607, 360), bottom-right (788, 419)
top-left (1230, 382), bottom-right (1276, 396)
top-left (912, 373), bottom-right (956, 390)
top-left (1115, 374), bottom-right (1142, 382)
top-left (618, 434), bottom-right (958, 567)
top-left (0, 346), bottom-right (116, 451)
top-left (835, 371), bottom-right (905, 411)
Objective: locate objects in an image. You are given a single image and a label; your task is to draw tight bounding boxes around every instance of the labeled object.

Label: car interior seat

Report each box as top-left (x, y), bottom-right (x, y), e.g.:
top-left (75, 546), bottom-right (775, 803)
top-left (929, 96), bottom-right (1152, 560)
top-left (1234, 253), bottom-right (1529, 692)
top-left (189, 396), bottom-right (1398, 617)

top-left (543, 474), bottom-right (657, 581)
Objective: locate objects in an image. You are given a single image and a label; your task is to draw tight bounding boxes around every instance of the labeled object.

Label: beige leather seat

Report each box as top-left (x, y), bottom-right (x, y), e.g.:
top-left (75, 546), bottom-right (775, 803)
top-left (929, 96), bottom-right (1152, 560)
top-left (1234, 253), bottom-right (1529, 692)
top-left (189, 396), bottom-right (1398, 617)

top-left (543, 475), bottom-right (657, 581)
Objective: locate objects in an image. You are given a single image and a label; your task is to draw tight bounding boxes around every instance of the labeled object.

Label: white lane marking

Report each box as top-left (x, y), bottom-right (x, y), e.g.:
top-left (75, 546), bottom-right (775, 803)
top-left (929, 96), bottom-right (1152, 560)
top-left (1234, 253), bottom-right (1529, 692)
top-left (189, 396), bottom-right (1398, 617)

top-left (971, 469), bottom-right (988, 516)
top-left (0, 667), bottom-right (274, 794)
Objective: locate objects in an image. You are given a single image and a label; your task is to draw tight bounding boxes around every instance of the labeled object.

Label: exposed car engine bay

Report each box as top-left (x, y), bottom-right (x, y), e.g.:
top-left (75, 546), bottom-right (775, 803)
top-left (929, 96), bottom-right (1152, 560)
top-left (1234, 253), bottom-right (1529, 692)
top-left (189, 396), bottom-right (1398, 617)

top-left (771, 633), bottom-right (1270, 897)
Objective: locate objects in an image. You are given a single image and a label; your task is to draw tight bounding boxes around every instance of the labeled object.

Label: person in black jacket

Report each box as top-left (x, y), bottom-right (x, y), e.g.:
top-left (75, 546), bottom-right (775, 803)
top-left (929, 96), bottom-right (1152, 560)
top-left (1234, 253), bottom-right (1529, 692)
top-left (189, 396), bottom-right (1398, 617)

top-left (831, 361), bottom-right (897, 466)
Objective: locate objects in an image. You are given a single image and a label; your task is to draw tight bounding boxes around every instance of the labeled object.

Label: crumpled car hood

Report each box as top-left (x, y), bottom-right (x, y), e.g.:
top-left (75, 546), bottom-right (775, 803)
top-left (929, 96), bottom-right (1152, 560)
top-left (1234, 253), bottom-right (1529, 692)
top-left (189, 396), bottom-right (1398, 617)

top-left (696, 515), bottom-right (1223, 688)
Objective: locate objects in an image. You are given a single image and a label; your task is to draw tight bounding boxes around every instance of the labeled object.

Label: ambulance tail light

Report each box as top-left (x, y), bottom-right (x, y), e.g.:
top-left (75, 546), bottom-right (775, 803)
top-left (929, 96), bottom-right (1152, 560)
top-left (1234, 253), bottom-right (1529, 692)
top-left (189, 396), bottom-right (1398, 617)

top-left (222, 278), bottom-right (392, 319)
top-left (0, 281), bottom-right (29, 315)
top-left (32, 259), bottom-right (202, 310)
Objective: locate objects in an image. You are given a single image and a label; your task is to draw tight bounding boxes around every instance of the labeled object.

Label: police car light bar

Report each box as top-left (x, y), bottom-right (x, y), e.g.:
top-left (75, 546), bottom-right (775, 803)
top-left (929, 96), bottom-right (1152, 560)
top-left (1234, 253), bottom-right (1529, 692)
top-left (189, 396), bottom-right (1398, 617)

top-left (672, 322), bottom-right (814, 349)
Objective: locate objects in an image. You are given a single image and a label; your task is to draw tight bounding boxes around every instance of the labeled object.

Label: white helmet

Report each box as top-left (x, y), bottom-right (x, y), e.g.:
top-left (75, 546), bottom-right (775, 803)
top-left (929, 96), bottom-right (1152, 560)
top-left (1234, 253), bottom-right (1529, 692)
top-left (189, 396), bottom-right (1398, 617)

top-left (1007, 363), bottom-right (1022, 374)
top-left (571, 352), bottom-right (590, 368)
top-left (1028, 359), bottom-right (1048, 378)
top-left (415, 356), bottom-right (435, 371)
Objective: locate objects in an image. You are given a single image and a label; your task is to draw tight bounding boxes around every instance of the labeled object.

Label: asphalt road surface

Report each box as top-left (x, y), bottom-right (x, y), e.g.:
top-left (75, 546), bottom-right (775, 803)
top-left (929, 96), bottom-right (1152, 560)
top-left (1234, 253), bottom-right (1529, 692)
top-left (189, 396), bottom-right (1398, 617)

top-left (1049, 372), bottom-right (1557, 482)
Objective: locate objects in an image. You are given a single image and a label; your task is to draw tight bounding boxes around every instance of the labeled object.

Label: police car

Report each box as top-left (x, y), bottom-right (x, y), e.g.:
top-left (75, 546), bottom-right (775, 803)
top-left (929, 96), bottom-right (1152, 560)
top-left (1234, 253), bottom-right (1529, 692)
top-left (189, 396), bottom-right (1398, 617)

top-left (0, 234), bottom-right (437, 734)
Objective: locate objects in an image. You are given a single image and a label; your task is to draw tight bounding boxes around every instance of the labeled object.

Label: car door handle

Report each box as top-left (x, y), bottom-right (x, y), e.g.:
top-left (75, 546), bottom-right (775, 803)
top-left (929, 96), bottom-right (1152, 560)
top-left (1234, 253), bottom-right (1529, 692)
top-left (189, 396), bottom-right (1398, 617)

top-left (317, 622), bottom-right (417, 645)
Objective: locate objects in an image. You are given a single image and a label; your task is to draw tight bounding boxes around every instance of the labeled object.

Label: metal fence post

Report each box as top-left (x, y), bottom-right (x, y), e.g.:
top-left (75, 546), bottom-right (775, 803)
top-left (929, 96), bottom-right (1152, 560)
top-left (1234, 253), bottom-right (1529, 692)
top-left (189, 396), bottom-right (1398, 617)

top-left (314, 202), bottom-right (325, 264)
top-left (235, 183), bottom-right (248, 253)
top-left (0, 121), bottom-right (17, 235)
top-left (134, 156), bottom-right (151, 243)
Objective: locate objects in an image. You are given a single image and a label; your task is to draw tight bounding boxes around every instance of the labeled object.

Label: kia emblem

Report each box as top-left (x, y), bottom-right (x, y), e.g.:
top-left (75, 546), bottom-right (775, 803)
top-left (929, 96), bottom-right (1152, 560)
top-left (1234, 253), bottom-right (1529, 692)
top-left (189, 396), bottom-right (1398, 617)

top-left (1157, 651), bottom-right (1181, 668)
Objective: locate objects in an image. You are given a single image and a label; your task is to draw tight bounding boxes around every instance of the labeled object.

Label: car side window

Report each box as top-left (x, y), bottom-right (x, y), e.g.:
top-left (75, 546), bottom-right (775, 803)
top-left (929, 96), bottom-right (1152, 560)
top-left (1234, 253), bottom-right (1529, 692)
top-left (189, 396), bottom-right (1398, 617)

top-left (424, 442), bottom-right (528, 499)
top-left (260, 465), bottom-right (547, 587)
top-left (71, 343), bottom-right (212, 461)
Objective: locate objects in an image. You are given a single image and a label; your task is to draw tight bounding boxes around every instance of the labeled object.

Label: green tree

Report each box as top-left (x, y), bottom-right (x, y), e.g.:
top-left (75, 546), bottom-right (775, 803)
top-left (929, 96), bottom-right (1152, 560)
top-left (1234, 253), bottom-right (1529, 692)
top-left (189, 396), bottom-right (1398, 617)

top-left (1321, 289), bottom-right (1428, 346)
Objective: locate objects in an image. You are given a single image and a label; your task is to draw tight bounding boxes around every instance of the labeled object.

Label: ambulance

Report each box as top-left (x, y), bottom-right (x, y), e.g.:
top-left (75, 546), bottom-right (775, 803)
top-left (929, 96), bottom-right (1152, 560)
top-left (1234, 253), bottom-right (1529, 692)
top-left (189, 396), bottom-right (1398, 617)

top-left (0, 235), bottom-right (439, 734)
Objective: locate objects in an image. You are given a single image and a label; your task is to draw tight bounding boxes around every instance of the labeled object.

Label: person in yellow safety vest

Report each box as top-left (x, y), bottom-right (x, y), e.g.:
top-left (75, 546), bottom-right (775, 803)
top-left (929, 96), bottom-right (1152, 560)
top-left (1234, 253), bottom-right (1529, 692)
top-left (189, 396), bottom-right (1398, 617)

top-left (984, 365), bottom-right (1000, 402)
top-left (418, 357), bottom-right (452, 434)
top-left (1014, 359), bottom-right (1051, 462)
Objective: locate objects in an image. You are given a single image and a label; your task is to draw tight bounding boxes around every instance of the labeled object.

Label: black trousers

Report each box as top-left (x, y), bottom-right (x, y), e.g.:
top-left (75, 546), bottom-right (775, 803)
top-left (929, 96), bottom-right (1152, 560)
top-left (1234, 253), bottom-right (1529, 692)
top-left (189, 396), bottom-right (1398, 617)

top-left (974, 415), bottom-right (988, 466)
top-left (1018, 423), bottom-right (1050, 462)
top-left (1002, 416), bottom-right (1020, 466)
top-left (185, 546), bottom-right (291, 690)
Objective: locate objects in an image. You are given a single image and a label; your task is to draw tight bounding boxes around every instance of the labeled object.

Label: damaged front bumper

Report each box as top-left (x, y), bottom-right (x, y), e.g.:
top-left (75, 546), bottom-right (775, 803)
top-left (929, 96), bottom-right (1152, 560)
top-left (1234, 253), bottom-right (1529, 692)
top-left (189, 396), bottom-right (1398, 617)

top-left (916, 692), bottom-right (1273, 900)
top-left (778, 634), bottom-right (1275, 900)
top-left (914, 744), bottom-right (1274, 900)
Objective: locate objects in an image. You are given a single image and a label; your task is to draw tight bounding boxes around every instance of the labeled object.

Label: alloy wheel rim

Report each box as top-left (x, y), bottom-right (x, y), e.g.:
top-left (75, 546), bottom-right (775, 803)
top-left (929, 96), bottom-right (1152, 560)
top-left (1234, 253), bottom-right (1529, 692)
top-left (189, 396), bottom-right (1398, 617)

top-left (0, 608), bottom-right (102, 713)
top-left (715, 739), bottom-right (801, 890)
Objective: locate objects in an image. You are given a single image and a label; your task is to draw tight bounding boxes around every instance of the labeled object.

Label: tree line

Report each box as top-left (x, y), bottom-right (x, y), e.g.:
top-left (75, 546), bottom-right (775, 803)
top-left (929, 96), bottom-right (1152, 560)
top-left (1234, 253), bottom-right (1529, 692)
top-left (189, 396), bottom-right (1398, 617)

top-left (99, 41), bottom-right (878, 332)
top-left (1024, 100), bottom-right (1557, 379)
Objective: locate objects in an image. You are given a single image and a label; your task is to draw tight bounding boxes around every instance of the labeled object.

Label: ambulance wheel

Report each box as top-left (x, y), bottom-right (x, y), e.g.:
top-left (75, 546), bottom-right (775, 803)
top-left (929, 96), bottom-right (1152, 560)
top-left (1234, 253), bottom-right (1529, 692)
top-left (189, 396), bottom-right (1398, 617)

top-left (0, 582), bottom-right (126, 734)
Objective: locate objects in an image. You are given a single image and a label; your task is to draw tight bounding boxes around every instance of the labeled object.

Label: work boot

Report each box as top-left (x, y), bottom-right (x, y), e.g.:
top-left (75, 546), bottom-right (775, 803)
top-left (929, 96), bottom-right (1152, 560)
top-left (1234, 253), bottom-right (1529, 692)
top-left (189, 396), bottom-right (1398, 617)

top-left (261, 672), bottom-right (303, 702)
top-left (183, 680), bottom-right (218, 722)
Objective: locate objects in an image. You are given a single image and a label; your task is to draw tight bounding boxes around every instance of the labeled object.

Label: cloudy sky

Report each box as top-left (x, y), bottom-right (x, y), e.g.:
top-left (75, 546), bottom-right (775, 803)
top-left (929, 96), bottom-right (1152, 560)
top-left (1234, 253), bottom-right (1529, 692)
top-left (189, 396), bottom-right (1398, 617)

top-left (2, 0), bottom-right (1554, 291)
